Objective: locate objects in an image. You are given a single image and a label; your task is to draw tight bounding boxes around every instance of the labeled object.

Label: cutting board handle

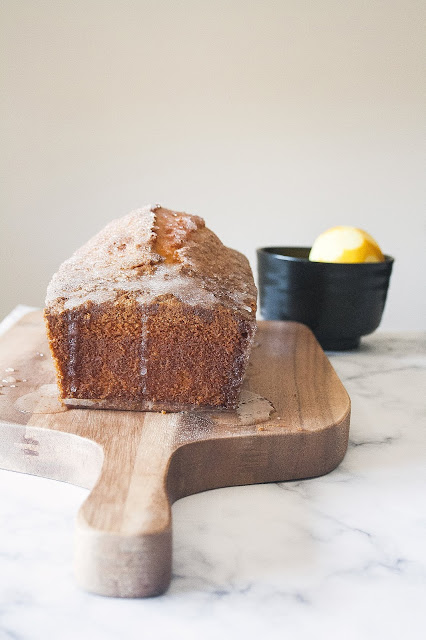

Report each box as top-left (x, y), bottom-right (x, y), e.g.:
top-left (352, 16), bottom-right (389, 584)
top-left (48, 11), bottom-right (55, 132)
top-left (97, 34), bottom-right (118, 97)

top-left (74, 414), bottom-right (175, 597)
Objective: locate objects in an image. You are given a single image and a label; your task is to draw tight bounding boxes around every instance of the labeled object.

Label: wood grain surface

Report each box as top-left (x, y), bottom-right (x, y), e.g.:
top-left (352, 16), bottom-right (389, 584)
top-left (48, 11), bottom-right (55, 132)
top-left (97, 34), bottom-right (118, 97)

top-left (0, 311), bottom-right (350, 597)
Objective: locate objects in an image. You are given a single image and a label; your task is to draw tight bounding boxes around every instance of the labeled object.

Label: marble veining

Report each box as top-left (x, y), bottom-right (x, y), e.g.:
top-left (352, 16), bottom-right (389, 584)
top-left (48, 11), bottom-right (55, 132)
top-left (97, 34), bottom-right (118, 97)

top-left (0, 307), bottom-right (425, 640)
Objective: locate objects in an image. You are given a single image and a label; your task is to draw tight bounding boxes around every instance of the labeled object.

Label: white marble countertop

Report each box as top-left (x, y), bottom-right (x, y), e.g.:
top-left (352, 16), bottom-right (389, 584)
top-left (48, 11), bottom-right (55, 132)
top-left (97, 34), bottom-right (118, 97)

top-left (0, 306), bottom-right (425, 640)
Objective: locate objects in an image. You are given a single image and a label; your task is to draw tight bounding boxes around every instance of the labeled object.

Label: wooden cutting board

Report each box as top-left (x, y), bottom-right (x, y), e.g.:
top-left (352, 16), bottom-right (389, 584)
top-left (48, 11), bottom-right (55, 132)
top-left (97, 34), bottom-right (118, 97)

top-left (0, 311), bottom-right (350, 598)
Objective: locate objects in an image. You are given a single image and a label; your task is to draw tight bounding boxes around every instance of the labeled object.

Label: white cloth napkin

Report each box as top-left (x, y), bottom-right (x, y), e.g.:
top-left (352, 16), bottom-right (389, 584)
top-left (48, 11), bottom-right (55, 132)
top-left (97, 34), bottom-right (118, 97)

top-left (0, 305), bottom-right (38, 336)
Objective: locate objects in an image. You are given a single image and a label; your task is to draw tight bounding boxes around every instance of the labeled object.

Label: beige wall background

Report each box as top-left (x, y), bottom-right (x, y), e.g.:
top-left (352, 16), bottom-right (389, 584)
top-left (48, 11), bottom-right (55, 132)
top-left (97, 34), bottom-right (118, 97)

top-left (1, 0), bottom-right (424, 328)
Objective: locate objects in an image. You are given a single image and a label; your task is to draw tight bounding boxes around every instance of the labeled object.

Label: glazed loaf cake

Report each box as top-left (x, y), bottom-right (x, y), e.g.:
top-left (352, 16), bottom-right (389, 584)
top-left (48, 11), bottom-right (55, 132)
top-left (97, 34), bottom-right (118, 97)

top-left (44, 205), bottom-right (257, 411)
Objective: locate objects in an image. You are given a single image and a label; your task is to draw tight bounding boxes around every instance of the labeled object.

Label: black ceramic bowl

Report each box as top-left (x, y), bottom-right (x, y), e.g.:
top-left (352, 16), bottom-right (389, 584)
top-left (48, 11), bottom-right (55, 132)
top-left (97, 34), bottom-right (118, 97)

top-left (257, 247), bottom-right (394, 350)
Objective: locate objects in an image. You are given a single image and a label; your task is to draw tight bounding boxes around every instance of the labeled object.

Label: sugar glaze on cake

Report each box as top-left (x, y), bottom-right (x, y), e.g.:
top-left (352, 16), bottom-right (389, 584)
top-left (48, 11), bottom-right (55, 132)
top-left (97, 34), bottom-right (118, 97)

top-left (45, 205), bottom-right (257, 411)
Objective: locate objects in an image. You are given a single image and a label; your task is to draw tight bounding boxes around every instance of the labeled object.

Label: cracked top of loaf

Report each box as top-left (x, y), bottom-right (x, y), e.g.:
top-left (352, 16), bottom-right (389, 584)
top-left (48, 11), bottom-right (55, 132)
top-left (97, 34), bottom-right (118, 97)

top-left (45, 205), bottom-right (257, 318)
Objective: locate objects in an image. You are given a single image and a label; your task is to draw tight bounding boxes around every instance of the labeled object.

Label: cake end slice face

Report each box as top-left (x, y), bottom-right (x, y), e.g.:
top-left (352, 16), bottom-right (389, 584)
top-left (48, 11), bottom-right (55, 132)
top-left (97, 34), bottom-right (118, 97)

top-left (45, 297), bottom-right (255, 411)
top-left (44, 205), bottom-right (257, 411)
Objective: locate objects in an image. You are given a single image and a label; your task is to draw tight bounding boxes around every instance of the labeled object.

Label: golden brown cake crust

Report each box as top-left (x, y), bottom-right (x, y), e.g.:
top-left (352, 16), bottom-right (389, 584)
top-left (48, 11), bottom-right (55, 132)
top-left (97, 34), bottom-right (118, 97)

top-left (45, 205), bottom-right (257, 411)
top-left (46, 205), bottom-right (256, 318)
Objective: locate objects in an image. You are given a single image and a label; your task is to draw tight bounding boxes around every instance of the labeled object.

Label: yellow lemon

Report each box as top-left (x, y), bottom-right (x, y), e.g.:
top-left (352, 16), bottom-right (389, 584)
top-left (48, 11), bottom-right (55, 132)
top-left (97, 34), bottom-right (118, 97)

top-left (309, 226), bottom-right (385, 263)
